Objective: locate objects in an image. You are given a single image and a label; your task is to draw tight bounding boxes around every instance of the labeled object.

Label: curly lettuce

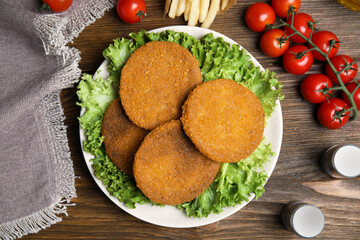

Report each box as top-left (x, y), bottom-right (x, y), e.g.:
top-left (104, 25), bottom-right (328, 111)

top-left (77, 30), bottom-right (283, 217)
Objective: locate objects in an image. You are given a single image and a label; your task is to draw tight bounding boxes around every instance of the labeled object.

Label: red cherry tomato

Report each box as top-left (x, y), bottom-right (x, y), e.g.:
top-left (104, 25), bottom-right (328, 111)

top-left (309, 31), bottom-right (340, 61)
top-left (341, 81), bottom-right (360, 110)
top-left (317, 98), bottom-right (349, 129)
top-left (285, 13), bottom-right (315, 44)
top-left (301, 74), bottom-right (333, 104)
top-left (42, 0), bottom-right (73, 12)
top-left (245, 3), bottom-right (276, 32)
top-left (117, 0), bottom-right (147, 24)
top-left (271, 0), bottom-right (301, 18)
top-left (282, 45), bottom-right (313, 75)
top-left (260, 29), bottom-right (290, 57)
top-left (325, 55), bottom-right (358, 85)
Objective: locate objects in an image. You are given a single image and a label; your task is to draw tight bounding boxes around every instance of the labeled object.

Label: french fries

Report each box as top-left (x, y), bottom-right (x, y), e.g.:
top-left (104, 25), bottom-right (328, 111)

top-left (188, 0), bottom-right (200, 26)
top-left (165, 0), bottom-right (236, 28)
top-left (176, 0), bottom-right (186, 17)
top-left (168, 0), bottom-right (179, 18)
top-left (199, 0), bottom-right (210, 23)
top-left (220, 0), bottom-right (229, 11)
top-left (201, 0), bottom-right (220, 28)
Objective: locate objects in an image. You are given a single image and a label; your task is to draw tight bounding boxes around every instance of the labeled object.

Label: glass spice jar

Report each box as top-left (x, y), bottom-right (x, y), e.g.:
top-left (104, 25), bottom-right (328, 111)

top-left (281, 201), bottom-right (325, 238)
top-left (320, 144), bottom-right (360, 178)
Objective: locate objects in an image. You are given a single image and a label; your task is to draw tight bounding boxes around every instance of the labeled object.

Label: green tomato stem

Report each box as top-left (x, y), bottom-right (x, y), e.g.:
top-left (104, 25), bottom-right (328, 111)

top-left (347, 106), bottom-right (356, 112)
top-left (38, 2), bottom-right (50, 11)
top-left (352, 82), bottom-right (360, 96)
top-left (137, 11), bottom-right (146, 21)
top-left (327, 86), bottom-right (345, 91)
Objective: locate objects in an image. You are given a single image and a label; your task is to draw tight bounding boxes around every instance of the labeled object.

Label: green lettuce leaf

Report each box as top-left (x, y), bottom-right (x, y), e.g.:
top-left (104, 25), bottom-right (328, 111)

top-left (91, 151), bottom-right (150, 208)
top-left (77, 73), bottom-right (118, 154)
top-left (103, 38), bottom-right (137, 73)
top-left (77, 30), bottom-right (283, 218)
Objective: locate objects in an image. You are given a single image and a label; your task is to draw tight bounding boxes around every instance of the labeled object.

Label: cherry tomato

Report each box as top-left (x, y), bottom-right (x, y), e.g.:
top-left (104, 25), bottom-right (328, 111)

top-left (341, 81), bottom-right (360, 110)
top-left (284, 13), bottom-right (315, 44)
top-left (309, 31), bottom-right (340, 61)
top-left (325, 55), bottom-right (358, 85)
top-left (245, 3), bottom-right (276, 32)
top-left (317, 98), bottom-right (349, 129)
top-left (117, 0), bottom-right (147, 24)
top-left (260, 29), bottom-right (290, 57)
top-left (272, 0), bottom-right (301, 18)
top-left (42, 0), bottom-right (73, 12)
top-left (301, 74), bottom-right (333, 104)
top-left (282, 45), bottom-right (313, 75)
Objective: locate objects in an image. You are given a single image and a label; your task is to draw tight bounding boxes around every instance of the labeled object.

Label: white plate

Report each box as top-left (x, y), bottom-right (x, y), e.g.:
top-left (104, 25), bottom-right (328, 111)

top-left (80, 26), bottom-right (283, 228)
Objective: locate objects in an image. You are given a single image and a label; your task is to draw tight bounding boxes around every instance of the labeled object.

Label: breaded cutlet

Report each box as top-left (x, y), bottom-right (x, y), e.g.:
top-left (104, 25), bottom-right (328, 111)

top-left (133, 120), bottom-right (220, 205)
top-left (120, 41), bottom-right (202, 130)
top-left (102, 98), bottom-right (148, 176)
top-left (181, 79), bottom-right (265, 163)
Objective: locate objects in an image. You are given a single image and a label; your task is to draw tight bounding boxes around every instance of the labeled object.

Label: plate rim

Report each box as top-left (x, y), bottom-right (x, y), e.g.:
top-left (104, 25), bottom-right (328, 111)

top-left (79, 25), bottom-right (283, 228)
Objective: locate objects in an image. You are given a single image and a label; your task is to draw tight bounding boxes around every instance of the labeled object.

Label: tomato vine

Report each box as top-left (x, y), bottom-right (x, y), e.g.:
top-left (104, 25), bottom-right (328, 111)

top-left (267, 8), bottom-right (359, 121)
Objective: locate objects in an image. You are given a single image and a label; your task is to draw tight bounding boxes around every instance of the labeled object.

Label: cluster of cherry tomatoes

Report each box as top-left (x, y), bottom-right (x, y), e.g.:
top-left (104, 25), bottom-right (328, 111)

top-left (245, 0), bottom-right (359, 129)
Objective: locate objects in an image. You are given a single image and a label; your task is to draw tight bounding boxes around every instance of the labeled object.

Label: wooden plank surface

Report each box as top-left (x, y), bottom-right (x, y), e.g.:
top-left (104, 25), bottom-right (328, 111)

top-left (25, 0), bottom-right (360, 239)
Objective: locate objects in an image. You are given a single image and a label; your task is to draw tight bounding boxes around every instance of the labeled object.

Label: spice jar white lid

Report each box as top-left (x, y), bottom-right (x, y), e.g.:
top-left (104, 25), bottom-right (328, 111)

top-left (291, 204), bottom-right (325, 238)
top-left (333, 144), bottom-right (360, 177)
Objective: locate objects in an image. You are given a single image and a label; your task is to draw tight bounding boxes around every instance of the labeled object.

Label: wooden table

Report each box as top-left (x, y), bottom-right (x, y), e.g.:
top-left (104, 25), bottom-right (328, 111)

top-left (26, 0), bottom-right (360, 239)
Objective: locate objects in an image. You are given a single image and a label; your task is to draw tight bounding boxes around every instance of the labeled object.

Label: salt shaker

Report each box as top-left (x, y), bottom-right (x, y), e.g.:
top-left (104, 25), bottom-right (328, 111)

top-left (281, 201), bottom-right (325, 238)
top-left (320, 144), bottom-right (360, 178)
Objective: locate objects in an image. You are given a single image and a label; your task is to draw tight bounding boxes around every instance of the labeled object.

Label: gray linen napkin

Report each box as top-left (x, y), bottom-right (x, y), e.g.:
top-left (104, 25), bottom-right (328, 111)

top-left (0, 0), bottom-right (116, 239)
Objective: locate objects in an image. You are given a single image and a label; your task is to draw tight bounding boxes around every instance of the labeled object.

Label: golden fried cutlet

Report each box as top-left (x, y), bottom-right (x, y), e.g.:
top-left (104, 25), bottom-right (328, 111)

top-left (133, 120), bottom-right (220, 205)
top-left (101, 98), bottom-right (148, 176)
top-left (181, 79), bottom-right (265, 163)
top-left (120, 41), bottom-right (202, 130)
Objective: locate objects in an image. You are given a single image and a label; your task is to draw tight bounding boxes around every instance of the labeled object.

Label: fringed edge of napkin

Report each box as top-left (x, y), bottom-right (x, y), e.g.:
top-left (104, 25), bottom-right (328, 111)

top-left (0, 1), bottom-right (117, 239)
top-left (0, 202), bottom-right (72, 240)
top-left (40, 91), bottom-right (78, 204)
top-left (0, 92), bottom-right (77, 240)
